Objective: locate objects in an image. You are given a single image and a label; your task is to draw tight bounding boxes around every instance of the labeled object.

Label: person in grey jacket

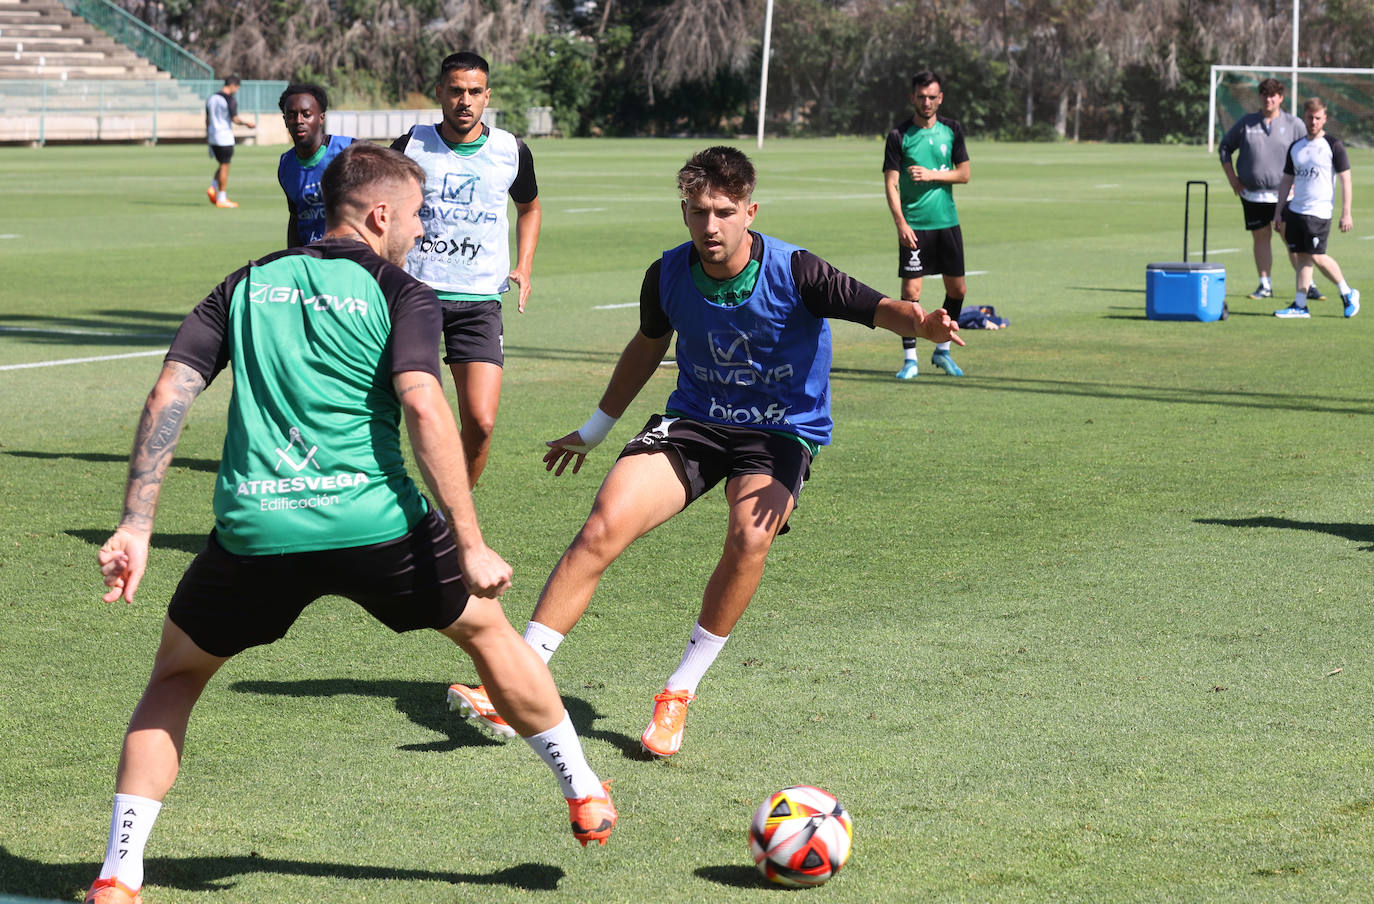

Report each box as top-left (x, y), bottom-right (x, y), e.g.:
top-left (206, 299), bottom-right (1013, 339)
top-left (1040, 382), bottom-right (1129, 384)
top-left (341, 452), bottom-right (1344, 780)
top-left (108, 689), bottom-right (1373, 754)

top-left (1219, 78), bottom-right (1327, 302)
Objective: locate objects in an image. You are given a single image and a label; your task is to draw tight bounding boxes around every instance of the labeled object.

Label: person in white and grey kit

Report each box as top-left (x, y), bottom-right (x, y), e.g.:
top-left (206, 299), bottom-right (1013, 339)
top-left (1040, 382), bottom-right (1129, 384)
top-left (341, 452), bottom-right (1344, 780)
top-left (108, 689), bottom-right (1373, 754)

top-left (1218, 78), bottom-right (1327, 302)
top-left (205, 75), bottom-right (256, 209)
top-left (1270, 97), bottom-right (1359, 320)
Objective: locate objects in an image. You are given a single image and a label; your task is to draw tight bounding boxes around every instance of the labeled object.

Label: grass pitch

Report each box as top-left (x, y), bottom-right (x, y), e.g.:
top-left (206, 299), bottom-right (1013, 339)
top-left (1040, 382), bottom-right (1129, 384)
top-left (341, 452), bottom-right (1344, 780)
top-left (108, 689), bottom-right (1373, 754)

top-left (1, 137), bottom-right (1372, 903)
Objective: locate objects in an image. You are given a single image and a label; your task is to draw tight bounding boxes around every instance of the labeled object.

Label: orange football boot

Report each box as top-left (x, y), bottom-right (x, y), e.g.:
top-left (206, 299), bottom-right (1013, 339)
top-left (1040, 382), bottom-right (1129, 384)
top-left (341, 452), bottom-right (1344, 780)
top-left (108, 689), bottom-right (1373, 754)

top-left (84, 877), bottom-right (142, 904)
top-left (447, 683), bottom-right (516, 739)
top-left (640, 688), bottom-right (695, 757)
top-left (567, 780), bottom-right (616, 846)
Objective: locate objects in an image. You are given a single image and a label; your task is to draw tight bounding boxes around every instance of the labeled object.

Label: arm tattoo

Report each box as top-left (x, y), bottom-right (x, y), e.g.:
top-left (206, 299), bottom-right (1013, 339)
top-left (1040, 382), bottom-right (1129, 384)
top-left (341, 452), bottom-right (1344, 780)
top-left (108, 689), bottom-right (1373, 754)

top-left (121, 362), bottom-right (207, 530)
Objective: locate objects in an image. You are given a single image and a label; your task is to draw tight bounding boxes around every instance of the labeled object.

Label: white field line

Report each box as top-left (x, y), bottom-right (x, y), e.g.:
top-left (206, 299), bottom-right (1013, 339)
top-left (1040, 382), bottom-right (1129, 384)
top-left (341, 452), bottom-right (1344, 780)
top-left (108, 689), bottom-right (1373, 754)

top-left (0, 349), bottom-right (167, 371)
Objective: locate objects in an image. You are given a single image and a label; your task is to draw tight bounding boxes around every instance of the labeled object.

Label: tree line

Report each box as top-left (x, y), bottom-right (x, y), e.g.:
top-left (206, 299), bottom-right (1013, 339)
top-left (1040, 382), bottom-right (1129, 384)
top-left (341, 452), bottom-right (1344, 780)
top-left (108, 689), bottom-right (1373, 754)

top-left (120, 0), bottom-right (1374, 141)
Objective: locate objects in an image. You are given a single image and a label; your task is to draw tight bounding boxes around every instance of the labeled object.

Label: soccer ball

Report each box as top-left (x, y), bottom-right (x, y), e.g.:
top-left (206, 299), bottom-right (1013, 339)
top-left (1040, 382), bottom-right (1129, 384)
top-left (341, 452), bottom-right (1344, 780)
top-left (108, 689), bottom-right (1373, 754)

top-left (749, 785), bottom-right (852, 888)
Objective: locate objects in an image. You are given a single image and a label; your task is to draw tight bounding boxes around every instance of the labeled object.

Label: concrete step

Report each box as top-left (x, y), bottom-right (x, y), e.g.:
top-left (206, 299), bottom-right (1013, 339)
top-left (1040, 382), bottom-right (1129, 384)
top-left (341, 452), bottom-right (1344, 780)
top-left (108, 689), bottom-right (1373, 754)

top-left (0, 35), bottom-right (88, 47)
top-left (0, 62), bottom-right (160, 77)
top-left (0, 0), bottom-right (187, 82)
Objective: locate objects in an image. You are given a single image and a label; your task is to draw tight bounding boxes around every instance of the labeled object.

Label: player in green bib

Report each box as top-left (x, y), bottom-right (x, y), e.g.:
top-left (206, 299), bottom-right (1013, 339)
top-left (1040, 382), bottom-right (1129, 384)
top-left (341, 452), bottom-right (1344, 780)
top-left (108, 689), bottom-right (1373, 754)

top-left (84, 144), bottom-right (613, 904)
top-left (883, 70), bottom-right (972, 379)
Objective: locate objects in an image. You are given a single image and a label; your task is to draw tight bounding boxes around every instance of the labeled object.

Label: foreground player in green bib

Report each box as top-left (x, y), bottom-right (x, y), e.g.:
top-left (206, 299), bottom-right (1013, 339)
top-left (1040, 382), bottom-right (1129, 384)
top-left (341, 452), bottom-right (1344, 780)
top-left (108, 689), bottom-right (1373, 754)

top-left (84, 144), bottom-right (612, 904)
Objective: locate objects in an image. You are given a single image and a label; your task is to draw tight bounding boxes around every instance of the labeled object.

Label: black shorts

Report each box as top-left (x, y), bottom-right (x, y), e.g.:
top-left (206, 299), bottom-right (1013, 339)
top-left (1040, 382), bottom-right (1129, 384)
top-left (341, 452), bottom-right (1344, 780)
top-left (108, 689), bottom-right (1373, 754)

top-left (167, 508), bottom-right (468, 658)
top-left (1241, 199), bottom-right (1278, 231)
top-left (619, 414), bottom-right (812, 510)
top-left (1282, 210), bottom-right (1331, 255)
top-left (209, 144), bottom-right (234, 165)
top-left (442, 299), bottom-right (504, 366)
top-left (898, 225), bottom-right (965, 279)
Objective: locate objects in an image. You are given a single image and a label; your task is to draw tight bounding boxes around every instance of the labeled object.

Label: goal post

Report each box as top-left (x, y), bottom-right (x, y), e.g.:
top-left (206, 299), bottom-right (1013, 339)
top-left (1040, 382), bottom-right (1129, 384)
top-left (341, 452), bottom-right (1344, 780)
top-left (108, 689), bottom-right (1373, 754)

top-left (1209, 65), bottom-right (1374, 153)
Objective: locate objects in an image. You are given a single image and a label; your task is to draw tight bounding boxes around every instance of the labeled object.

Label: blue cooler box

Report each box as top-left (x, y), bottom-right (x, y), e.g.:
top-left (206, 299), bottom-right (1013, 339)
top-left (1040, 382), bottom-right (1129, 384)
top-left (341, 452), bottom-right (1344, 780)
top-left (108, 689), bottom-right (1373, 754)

top-left (1146, 262), bottom-right (1226, 322)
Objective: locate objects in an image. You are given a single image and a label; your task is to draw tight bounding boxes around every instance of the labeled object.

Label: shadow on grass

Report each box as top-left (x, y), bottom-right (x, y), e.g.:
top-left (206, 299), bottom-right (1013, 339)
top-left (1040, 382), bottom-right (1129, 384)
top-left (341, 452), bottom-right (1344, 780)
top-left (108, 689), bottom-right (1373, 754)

top-left (828, 372), bottom-right (1374, 415)
top-left (0, 845), bottom-right (563, 900)
top-left (695, 864), bottom-right (768, 888)
top-left (229, 679), bottom-right (642, 755)
top-left (0, 310), bottom-right (180, 348)
top-left (65, 529), bottom-right (208, 557)
top-left (231, 678), bottom-right (509, 752)
top-left (562, 696), bottom-right (645, 759)
top-left (504, 344), bottom-right (624, 364)
top-left (1196, 516), bottom-right (1374, 550)
top-left (6, 449), bottom-right (220, 474)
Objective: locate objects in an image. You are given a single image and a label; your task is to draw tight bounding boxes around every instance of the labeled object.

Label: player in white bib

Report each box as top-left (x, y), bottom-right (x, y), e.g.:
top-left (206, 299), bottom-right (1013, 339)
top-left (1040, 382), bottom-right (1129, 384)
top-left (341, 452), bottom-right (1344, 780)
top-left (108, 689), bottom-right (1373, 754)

top-left (391, 52), bottom-right (541, 486)
top-left (1271, 97), bottom-right (1359, 319)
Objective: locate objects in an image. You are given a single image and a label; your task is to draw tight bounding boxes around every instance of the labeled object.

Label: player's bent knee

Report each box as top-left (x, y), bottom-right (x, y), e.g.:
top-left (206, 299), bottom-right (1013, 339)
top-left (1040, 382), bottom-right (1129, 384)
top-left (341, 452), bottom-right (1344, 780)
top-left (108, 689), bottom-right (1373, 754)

top-left (568, 516), bottom-right (626, 565)
top-left (724, 525), bottom-right (778, 562)
top-left (441, 595), bottom-right (509, 644)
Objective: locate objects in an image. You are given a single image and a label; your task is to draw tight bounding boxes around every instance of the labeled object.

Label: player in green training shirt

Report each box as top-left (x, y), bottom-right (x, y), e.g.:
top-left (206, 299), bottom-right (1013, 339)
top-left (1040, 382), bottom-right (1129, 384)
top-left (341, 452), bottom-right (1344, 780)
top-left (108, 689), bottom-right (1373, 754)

top-left (883, 69), bottom-right (972, 379)
top-left (84, 144), bottom-right (614, 904)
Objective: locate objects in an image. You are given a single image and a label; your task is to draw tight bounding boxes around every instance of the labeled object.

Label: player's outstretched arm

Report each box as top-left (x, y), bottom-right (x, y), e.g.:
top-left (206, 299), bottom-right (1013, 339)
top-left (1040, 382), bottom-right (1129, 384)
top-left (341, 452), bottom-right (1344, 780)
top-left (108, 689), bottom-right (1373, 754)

top-left (396, 370), bottom-right (512, 597)
top-left (543, 330), bottom-right (673, 476)
top-left (872, 298), bottom-right (965, 346)
top-left (100, 361), bottom-right (207, 603)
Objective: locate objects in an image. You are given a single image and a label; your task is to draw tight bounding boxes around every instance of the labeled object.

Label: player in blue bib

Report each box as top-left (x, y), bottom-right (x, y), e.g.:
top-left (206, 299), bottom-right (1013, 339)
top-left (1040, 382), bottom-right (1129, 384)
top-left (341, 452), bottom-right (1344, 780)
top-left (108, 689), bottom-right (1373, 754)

top-left (277, 84), bottom-right (355, 247)
top-left (447, 147), bottom-right (962, 758)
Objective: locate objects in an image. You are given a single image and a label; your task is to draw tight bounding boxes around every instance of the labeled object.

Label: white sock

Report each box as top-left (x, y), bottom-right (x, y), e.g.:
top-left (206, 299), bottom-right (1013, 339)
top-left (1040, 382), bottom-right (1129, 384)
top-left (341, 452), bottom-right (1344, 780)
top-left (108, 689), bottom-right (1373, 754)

top-left (98, 793), bottom-right (162, 890)
top-left (903, 347), bottom-right (917, 362)
top-left (217, 190), bottom-right (227, 203)
top-left (1339, 281), bottom-right (1352, 296)
top-left (936, 341), bottom-right (951, 352)
top-left (523, 621), bottom-right (565, 665)
top-left (665, 622), bottom-right (728, 695)
top-left (524, 712), bottom-right (604, 799)
top-left (1260, 275), bottom-right (1271, 289)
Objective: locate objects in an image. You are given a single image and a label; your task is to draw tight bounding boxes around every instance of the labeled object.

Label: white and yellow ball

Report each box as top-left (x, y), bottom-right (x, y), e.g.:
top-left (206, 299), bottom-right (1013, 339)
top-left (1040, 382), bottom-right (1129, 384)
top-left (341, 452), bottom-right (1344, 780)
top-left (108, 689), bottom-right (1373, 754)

top-left (749, 785), bottom-right (852, 887)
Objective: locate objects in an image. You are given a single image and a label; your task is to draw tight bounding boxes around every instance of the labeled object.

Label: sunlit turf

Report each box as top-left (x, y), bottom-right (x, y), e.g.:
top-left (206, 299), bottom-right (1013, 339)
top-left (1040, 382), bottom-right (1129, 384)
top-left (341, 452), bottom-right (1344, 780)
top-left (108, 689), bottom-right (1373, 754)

top-left (1, 137), bottom-right (1372, 902)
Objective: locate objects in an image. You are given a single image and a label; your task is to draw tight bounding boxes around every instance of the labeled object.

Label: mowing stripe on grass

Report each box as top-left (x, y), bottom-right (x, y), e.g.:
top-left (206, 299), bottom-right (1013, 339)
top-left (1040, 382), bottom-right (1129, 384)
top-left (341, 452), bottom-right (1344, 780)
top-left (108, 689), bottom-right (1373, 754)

top-left (0, 326), bottom-right (175, 339)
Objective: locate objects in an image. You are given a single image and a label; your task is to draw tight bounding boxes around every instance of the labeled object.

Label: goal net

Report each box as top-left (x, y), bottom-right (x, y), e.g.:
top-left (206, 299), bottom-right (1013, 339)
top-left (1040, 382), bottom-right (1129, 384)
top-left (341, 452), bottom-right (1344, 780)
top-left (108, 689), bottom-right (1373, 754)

top-left (1209, 65), bottom-right (1374, 152)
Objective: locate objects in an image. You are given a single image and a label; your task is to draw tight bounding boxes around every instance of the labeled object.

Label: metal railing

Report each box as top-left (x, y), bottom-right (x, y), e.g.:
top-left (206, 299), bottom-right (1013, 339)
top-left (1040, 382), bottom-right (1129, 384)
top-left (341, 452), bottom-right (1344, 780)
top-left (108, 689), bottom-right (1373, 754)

top-left (179, 79), bottom-right (288, 115)
top-left (53, 0), bottom-right (212, 79)
top-left (0, 78), bottom-right (287, 144)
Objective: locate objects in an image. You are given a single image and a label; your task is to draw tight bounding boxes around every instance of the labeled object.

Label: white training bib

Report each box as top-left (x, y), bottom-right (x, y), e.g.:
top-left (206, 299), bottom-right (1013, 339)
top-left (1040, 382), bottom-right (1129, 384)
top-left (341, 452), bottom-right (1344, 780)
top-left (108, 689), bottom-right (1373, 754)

top-left (400, 124), bottom-right (519, 295)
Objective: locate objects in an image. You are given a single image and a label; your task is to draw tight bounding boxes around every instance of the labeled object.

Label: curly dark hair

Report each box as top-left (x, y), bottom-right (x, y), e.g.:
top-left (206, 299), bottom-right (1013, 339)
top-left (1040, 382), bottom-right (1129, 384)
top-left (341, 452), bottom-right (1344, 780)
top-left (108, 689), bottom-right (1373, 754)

top-left (278, 83), bottom-right (329, 114)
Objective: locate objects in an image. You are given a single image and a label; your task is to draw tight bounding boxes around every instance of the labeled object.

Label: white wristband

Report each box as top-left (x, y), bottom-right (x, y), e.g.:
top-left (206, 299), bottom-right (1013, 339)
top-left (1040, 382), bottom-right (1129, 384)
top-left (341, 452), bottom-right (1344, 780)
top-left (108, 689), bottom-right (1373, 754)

top-left (577, 407), bottom-right (618, 448)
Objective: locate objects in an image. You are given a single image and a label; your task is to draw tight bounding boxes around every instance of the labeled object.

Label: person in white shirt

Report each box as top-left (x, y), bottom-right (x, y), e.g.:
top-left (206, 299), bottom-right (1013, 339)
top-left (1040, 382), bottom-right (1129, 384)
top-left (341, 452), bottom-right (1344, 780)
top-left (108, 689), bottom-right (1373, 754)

top-left (204, 75), bottom-right (256, 209)
top-left (1271, 97), bottom-right (1360, 319)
